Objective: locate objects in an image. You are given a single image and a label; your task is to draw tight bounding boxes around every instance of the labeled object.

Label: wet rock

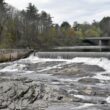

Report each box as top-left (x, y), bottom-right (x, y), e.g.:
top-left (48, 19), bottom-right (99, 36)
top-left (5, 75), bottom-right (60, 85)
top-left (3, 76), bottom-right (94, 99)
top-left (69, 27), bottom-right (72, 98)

top-left (57, 96), bottom-right (63, 100)
top-left (100, 100), bottom-right (106, 104)
top-left (79, 86), bottom-right (110, 97)
top-left (79, 86), bottom-right (95, 95)
top-left (78, 78), bottom-right (100, 84)
top-left (52, 67), bottom-right (80, 75)
top-left (0, 58), bottom-right (109, 110)
top-left (72, 97), bottom-right (82, 102)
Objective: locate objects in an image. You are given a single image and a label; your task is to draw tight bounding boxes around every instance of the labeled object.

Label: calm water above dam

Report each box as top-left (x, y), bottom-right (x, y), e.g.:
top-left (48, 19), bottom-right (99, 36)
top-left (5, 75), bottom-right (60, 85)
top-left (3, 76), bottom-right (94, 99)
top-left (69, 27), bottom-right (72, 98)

top-left (0, 54), bottom-right (110, 109)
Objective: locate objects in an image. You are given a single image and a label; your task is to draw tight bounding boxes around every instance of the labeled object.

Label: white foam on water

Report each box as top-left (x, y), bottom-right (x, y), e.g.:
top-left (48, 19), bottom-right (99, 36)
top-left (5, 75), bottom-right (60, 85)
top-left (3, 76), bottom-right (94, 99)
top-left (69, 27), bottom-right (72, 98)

top-left (31, 57), bottom-right (110, 73)
top-left (0, 64), bottom-right (26, 72)
top-left (13, 55), bottom-right (110, 72)
top-left (0, 55), bottom-right (68, 75)
top-left (71, 103), bottom-right (94, 109)
top-left (19, 56), bottom-right (110, 81)
top-left (20, 54), bottom-right (69, 64)
top-left (59, 78), bottom-right (74, 82)
top-left (38, 62), bottom-right (68, 72)
top-left (69, 57), bottom-right (110, 72)
top-left (65, 57), bottom-right (110, 81)
top-left (74, 95), bottom-right (85, 99)
top-left (1, 54), bottom-right (110, 72)
top-left (20, 70), bottom-right (34, 75)
top-left (1, 55), bottom-right (110, 81)
top-left (106, 96), bottom-right (110, 103)
top-left (93, 71), bottom-right (110, 80)
top-left (18, 55), bottom-right (40, 64)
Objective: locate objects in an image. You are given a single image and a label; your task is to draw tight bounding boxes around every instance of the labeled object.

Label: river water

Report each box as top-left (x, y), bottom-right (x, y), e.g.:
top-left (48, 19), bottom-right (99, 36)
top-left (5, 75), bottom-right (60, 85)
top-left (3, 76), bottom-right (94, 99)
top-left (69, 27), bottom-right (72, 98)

top-left (0, 54), bottom-right (110, 110)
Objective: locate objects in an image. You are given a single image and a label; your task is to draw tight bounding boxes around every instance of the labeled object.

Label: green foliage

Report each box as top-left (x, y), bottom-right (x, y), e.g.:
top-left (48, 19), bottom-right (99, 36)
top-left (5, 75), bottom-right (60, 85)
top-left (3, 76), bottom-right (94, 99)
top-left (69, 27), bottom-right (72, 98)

top-left (84, 26), bottom-right (102, 37)
top-left (26, 3), bottom-right (38, 21)
top-left (0, 1), bottom-right (109, 50)
top-left (0, 0), bottom-right (6, 11)
top-left (75, 30), bottom-right (83, 38)
top-left (100, 17), bottom-right (110, 36)
top-left (74, 21), bottom-right (102, 39)
top-left (61, 21), bottom-right (71, 30)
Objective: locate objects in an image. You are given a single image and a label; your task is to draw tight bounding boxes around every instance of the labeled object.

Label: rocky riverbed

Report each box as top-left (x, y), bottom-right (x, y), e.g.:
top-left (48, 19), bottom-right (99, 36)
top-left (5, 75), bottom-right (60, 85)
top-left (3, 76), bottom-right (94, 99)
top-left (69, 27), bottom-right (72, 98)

top-left (0, 55), bottom-right (110, 110)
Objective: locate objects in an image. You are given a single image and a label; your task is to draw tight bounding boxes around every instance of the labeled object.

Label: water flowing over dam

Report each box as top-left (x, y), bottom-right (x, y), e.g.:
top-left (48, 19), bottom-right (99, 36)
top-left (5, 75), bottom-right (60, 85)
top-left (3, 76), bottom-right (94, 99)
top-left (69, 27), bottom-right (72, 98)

top-left (36, 52), bottom-right (110, 59)
top-left (0, 54), bottom-right (110, 109)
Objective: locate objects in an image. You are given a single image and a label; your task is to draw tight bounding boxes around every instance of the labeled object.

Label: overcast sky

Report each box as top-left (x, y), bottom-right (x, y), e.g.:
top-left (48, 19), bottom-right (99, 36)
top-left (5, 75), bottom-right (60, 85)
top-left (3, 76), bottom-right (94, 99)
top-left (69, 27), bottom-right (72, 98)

top-left (5, 0), bottom-right (110, 25)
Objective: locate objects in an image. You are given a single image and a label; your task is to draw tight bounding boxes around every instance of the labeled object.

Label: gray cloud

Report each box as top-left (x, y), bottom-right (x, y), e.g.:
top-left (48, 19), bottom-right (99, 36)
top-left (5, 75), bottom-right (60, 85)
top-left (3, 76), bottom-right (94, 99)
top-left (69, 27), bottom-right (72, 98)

top-left (5, 0), bottom-right (110, 24)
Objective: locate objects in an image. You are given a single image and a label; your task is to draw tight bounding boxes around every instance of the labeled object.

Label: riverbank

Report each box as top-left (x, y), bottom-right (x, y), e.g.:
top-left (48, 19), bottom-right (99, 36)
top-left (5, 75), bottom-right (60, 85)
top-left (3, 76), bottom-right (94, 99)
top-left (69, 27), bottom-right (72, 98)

top-left (0, 49), bottom-right (33, 62)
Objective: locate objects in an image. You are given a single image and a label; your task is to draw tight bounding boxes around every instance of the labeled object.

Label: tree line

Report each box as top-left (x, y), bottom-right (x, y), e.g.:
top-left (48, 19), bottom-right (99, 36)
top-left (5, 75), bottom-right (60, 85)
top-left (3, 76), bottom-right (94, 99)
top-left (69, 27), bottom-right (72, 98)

top-left (0, 0), bottom-right (110, 50)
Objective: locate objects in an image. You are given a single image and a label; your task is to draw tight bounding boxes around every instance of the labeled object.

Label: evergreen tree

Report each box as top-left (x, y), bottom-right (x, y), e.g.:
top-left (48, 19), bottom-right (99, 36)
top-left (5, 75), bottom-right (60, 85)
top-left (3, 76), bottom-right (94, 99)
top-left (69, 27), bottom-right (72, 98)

top-left (61, 21), bottom-right (71, 29)
top-left (100, 17), bottom-right (110, 36)
top-left (26, 3), bottom-right (38, 21)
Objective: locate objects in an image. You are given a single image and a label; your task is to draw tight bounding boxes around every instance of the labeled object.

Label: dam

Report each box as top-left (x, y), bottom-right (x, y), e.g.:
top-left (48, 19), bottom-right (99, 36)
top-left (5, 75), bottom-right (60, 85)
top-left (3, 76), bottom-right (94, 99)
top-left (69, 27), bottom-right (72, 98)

top-left (0, 37), bottom-right (110, 61)
top-left (36, 37), bottom-right (110, 59)
top-left (36, 52), bottom-right (110, 59)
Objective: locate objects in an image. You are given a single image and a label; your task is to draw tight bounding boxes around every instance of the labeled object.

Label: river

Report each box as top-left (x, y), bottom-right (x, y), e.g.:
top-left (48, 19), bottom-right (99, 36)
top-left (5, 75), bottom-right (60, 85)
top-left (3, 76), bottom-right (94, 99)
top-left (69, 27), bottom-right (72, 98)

top-left (0, 54), bottom-right (110, 110)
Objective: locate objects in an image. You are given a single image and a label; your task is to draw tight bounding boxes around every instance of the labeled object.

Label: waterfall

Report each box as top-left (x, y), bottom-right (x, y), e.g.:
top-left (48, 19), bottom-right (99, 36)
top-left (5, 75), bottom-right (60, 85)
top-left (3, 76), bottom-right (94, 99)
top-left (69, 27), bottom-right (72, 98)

top-left (36, 52), bottom-right (110, 59)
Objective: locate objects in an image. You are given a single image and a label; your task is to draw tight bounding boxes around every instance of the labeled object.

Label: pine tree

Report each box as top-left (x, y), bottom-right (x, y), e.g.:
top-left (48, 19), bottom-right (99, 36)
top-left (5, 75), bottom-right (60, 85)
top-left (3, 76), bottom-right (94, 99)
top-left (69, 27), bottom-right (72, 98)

top-left (26, 3), bottom-right (38, 21)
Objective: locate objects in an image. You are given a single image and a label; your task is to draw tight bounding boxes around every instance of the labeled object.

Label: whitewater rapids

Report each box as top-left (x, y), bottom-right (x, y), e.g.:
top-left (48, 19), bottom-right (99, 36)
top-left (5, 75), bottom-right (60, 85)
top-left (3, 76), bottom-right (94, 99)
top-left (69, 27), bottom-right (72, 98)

top-left (0, 54), bottom-right (110, 110)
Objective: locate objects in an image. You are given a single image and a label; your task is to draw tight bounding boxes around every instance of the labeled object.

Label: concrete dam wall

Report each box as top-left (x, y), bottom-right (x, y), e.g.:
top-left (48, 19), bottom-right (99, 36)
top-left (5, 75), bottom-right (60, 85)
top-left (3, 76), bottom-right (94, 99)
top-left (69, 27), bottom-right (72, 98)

top-left (37, 52), bottom-right (110, 59)
top-left (1, 50), bottom-right (110, 62)
top-left (0, 49), bottom-right (33, 62)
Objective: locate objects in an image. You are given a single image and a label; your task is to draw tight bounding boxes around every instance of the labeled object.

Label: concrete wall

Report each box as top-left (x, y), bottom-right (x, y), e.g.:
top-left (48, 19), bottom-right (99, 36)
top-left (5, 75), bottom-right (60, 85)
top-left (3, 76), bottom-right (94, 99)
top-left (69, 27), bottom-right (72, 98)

top-left (0, 49), bottom-right (33, 62)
